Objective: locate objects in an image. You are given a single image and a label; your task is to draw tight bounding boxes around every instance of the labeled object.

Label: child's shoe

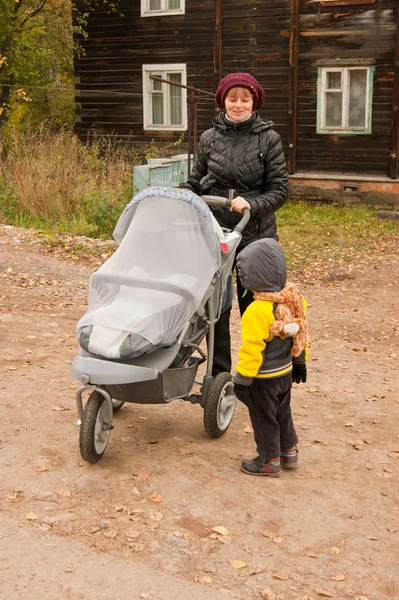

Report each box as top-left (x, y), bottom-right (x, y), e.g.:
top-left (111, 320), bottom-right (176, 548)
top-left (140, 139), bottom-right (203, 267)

top-left (241, 456), bottom-right (281, 477)
top-left (281, 447), bottom-right (298, 468)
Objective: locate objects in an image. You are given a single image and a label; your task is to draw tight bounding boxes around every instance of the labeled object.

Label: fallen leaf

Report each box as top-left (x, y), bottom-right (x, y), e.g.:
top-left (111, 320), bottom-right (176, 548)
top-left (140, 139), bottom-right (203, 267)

top-left (329, 573), bottom-right (345, 581)
top-left (114, 505), bottom-right (126, 512)
top-left (273, 572), bottom-right (289, 580)
top-left (102, 528), bottom-right (118, 538)
top-left (244, 426), bottom-right (253, 434)
top-left (228, 560), bottom-right (247, 569)
top-left (330, 546), bottom-right (342, 554)
top-left (124, 530), bottom-right (140, 539)
top-left (64, 565), bottom-right (77, 573)
top-left (34, 465), bottom-right (48, 472)
top-left (132, 471), bottom-right (151, 482)
top-left (149, 512), bottom-right (164, 521)
top-left (26, 512), bottom-right (38, 521)
top-left (179, 448), bottom-right (194, 455)
top-left (261, 530), bottom-right (277, 539)
top-left (315, 590), bottom-right (332, 597)
top-left (248, 565), bottom-right (266, 575)
top-left (7, 491), bottom-right (24, 503)
top-left (149, 491), bottom-right (163, 503)
top-left (52, 405), bottom-right (70, 412)
top-left (273, 536), bottom-right (285, 543)
top-left (261, 589), bottom-right (277, 600)
top-left (218, 535), bottom-right (232, 545)
top-left (212, 526), bottom-right (230, 536)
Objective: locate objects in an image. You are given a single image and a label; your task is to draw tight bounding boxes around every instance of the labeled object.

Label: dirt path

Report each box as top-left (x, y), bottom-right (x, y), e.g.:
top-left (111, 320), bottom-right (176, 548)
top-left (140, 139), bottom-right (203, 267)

top-left (1, 224), bottom-right (398, 600)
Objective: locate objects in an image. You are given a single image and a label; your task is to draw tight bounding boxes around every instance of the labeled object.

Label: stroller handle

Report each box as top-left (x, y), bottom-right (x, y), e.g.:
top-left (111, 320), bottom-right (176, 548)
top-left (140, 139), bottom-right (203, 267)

top-left (201, 195), bottom-right (231, 208)
top-left (201, 195), bottom-right (251, 234)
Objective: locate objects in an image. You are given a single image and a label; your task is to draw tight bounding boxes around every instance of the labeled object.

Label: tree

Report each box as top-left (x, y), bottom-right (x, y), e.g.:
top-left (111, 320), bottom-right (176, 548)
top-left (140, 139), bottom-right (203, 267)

top-left (0, 0), bottom-right (119, 131)
top-left (0, 0), bottom-right (75, 128)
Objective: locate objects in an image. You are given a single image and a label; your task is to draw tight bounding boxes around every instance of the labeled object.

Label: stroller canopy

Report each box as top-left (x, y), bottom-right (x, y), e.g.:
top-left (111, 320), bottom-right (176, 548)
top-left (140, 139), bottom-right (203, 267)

top-left (77, 188), bottom-right (222, 359)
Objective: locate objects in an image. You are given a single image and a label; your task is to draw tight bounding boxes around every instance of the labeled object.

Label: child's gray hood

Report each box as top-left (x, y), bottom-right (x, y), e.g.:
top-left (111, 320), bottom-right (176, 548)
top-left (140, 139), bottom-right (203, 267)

top-left (236, 238), bottom-right (287, 292)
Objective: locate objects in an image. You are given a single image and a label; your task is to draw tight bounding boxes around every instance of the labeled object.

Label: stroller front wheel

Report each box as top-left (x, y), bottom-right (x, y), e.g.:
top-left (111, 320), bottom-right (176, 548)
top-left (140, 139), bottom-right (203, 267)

top-left (79, 391), bottom-right (113, 463)
top-left (204, 373), bottom-right (236, 438)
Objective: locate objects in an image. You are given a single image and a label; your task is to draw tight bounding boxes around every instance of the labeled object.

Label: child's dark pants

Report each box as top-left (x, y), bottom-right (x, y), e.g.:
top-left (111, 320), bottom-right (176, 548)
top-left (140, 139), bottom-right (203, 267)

top-left (248, 375), bottom-right (298, 461)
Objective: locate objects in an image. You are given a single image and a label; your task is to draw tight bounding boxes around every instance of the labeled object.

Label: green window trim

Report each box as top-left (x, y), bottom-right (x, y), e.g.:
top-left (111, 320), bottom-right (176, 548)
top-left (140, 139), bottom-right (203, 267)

top-left (317, 65), bottom-right (374, 135)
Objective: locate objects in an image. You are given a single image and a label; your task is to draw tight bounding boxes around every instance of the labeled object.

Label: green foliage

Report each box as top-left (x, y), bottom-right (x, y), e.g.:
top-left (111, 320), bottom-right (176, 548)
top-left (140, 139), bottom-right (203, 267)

top-left (0, 0), bottom-right (75, 128)
top-left (144, 139), bottom-right (161, 160)
top-left (0, 128), bottom-right (135, 237)
top-left (277, 200), bottom-right (399, 270)
top-left (0, 0), bottom-right (120, 130)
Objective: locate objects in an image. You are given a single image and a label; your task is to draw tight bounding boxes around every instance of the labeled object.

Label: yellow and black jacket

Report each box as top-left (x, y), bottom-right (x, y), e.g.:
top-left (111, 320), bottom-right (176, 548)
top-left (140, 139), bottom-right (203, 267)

top-left (234, 297), bottom-right (308, 386)
top-left (233, 237), bottom-right (309, 387)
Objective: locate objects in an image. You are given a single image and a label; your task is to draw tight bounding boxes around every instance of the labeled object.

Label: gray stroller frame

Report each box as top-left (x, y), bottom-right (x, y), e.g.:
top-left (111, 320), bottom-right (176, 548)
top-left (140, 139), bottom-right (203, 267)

top-left (72, 188), bottom-right (250, 463)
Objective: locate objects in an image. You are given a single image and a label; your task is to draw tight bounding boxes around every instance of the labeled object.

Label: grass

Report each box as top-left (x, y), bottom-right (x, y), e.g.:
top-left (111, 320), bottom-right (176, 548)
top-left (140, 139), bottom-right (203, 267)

top-left (0, 128), bottom-right (397, 268)
top-left (277, 200), bottom-right (399, 272)
top-left (0, 127), bottom-right (136, 238)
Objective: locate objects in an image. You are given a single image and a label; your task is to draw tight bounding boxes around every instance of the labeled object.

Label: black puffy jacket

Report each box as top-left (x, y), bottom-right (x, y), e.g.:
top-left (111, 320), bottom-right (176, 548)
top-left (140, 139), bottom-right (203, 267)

top-left (187, 112), bottom-right (289, 249)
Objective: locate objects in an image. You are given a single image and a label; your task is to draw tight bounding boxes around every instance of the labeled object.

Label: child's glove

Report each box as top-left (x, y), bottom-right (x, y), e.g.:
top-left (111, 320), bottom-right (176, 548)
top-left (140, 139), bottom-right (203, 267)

top-left (292, 363), bottom-right (307, 384)
top-left (233, 383), bottom-right (251, 407)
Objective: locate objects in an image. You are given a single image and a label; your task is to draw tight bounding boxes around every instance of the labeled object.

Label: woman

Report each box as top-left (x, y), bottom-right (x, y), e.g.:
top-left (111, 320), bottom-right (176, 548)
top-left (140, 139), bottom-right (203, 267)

top-left (186, 72), bottom-right (289, 375)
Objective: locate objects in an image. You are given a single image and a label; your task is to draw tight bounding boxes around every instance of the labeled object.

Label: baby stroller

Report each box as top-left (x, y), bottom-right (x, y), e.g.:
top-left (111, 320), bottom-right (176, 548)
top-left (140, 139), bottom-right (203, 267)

top-left (72, 186), bottom-right (249, 463)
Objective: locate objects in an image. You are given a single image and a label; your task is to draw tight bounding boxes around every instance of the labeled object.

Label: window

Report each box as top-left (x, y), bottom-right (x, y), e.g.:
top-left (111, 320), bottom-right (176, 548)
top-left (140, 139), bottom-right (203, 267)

top-left (142, 64), bottom-right (187, 131)
top-left (317, 66), bottom-right (373, 134)
top-left (141, 0), bottom-right (185, 17)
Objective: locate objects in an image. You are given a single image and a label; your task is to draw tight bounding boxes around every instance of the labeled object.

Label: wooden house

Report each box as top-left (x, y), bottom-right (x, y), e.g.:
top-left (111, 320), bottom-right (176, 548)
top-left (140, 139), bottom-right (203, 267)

top-left (74, 0), bottom-right (399, 205)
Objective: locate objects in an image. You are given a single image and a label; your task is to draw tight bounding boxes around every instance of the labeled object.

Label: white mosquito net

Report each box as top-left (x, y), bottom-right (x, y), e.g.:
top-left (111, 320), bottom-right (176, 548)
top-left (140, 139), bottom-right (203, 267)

top-left (77, 188), bottom-right (223, 359)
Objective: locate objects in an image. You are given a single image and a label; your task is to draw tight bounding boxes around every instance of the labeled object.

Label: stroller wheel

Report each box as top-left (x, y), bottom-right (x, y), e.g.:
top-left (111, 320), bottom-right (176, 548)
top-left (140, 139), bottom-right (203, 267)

top-left (204, 373), bottom-right (236, 438)
top-left (79, 391), bottom-right (113, 463)
top-left (112, 399), bottom-right (125, 413)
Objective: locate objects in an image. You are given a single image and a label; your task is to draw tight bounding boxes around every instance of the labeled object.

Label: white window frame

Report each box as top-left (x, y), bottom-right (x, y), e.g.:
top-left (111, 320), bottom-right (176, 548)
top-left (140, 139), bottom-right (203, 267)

top-left (142, 64), bottom-right (187, 131)
top-left (141, 0), bottom-right (185, 17)
top-left (317, 66), bottom-right (373, 134)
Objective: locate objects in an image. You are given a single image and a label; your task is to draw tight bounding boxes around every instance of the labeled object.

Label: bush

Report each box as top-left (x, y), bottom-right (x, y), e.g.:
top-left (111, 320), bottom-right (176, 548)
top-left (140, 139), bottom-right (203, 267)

top-left (0, 127), bottom-right (136, 237)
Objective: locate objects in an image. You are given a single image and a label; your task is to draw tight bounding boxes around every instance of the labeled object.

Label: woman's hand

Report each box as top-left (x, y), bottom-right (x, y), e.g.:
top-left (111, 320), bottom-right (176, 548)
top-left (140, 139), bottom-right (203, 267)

top-left (230, 196), bottom-right (251, 214)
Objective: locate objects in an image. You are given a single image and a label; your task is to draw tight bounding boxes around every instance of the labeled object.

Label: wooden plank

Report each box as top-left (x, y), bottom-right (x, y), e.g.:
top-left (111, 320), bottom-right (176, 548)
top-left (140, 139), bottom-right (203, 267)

top-left (288, 0), bottom-right (299, 173)
top-left (390, 4), bottom-right (399, 178)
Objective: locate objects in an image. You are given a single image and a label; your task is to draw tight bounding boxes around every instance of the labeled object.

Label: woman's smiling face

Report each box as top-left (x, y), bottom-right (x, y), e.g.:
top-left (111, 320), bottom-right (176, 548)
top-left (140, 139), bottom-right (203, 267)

top-left (224, 87), bottom-right (254, 121)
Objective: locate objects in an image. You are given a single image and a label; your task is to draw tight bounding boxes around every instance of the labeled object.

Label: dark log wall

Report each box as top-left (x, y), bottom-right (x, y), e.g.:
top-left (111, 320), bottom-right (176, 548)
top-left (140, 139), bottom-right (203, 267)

top-left (297, 0), bottom-right (397, 175)
top-left (75, 0), bottom-right (217, 148)
top-left (220, 1), bottom-right (291, 146)
top-left (74, 1), bottom-right (397, 176)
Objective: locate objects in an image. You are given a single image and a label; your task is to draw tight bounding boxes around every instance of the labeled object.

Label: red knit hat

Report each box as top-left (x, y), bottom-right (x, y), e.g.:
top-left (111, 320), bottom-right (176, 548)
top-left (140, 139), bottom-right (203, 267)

top-left (215, 73), bottom-right (265, 110)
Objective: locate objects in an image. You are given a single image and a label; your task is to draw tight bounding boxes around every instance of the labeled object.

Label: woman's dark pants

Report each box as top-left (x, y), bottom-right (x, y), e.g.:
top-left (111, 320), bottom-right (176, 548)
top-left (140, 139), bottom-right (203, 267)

top-left (212, 272), bottom-right (253, 376)
top-left (248, 375), bottom-right (298, 461)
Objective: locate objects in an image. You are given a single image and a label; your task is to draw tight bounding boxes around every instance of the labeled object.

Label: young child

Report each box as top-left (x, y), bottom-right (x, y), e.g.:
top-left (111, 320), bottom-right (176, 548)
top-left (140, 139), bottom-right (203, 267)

top-left (232, 238), bottom-right (309, 477)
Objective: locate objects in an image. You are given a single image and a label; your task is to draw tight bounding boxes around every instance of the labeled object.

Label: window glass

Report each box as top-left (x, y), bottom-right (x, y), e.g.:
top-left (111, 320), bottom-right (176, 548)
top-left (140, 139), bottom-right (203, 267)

top-left (168, 0), bottom-right (180, 8)
top-left (327, 71), bottom-right (341, 90)
top-left (149, 0), bottom-right (161, 9)
top-left (325, 92), bottom-right (343, 127)
top-left (168, 72), bottom-right (182, 125)
top-left (348, 69), bottom-right (367, 128)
